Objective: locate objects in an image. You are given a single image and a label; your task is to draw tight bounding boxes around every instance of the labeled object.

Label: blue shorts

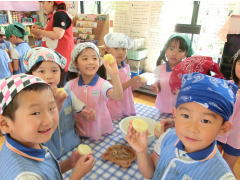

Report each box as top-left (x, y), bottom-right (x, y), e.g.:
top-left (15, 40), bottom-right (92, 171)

top-left (217, 141), bottom-right (240, 156)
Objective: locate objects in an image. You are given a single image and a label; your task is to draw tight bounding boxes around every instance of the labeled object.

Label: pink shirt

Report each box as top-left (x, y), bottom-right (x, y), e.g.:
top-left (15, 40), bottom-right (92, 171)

top-left (155, 64), bottom-right (177, 113)
top-left (217, 96), bottom-right (240, 149)
top-left (66, 75), bottom-right (113, 140)
top-left (107, 63), bottom-right (136, 121)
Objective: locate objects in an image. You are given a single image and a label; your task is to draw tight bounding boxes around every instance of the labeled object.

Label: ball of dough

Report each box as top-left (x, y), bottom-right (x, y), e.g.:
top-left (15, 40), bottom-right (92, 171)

top-left (103, 54), bottom-right (115, 64)
top-left (77, 144), bottom-right (92, 155)
top-left (132, 118), bottom-right (148, 133)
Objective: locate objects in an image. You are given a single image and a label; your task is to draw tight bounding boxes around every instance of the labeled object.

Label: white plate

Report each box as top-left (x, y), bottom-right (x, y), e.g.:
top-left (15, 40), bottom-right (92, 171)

top-left (119, 116), bottom-right (156, 143)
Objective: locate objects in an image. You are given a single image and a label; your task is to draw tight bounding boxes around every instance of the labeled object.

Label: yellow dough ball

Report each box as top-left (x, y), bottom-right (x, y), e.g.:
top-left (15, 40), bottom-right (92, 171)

top-left (77, 144), bottom-right (92, 155)
top-left (103, 54), bottom-right (115, 64)
top-left (132, 118), bottom-right (149, 133)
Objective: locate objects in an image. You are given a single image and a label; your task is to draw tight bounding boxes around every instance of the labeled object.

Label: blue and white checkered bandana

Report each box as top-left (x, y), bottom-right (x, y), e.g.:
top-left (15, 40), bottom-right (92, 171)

top-left (0, 74), bottom-right (47, 114)
top-left (176, 73), bottom-right (238, 121)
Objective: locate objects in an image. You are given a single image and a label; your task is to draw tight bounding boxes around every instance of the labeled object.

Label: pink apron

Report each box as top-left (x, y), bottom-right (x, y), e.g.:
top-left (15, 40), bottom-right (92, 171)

top-left (69, 77), bottom-right (113, 140)
top-left (107, 64), bottom-right (136, 121)
top-left (155, 64), bottom-right (176, 113)
top-left (217, 96), bottom-right (240, 149)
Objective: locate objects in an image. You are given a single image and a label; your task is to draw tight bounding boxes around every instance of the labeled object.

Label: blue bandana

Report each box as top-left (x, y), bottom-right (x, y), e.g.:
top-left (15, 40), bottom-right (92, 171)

top-left (176, 73), bottom-right (238, 121)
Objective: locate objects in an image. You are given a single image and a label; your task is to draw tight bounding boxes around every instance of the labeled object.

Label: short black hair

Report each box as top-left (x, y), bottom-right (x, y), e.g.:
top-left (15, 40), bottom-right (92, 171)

top-left (2, 83), bottom-right (51, 120)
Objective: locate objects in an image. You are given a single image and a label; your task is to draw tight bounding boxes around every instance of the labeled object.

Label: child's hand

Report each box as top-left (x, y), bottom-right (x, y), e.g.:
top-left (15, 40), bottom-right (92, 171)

top-left (76, 120), bottom-right (87, 136)
top-left (80, 107), bottom-right (96, 121)
top-left (126, 120), bottom-right (148, 153)
top-left (151, 82), bottom-right (161, 93)
top-left (102, 57), bottom-right (119, 77)
top-left (70, 154), bottom-right (95, 180)
top-left (68, 151), bottom-right (81, 168)
top-left (129, 76), bottom-right (144, 89)
top-left (160, 118), bottom-right (175, 132)
top-left (53, 88), bottom-right (68, 110)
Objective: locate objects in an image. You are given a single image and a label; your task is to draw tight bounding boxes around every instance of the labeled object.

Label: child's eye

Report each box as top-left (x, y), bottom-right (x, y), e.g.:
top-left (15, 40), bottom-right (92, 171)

top-left (180, 114), bottom-right (189, 119)
top-left (52, 69), bottom-right (59, 73)
top-left (201, 119), bottom-right (211, 124)
top-left (37, 70), bottom-right (45, 74)
top-left (31, 112), bottom-right (40, 115)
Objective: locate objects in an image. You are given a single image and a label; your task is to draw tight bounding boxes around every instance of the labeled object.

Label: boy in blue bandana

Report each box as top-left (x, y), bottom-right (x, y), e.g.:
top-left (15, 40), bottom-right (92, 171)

top-left (127, 72), bottom-right (237, 180)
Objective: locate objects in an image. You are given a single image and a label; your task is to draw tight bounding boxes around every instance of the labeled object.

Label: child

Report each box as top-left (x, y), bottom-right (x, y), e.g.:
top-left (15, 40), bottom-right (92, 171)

top-left (152, 34), bottom-right (193, 113)
top-left (67, 42), bottom-right (123, 140)
top-left (127, 72), bottom-right (237, 179)
top-left (23, 47), bottom-right (90, 159)
top-left (5, 22), bottom-right (31, 74)
top-left (155, 56), bottom-right (225, 135)
top-left (104, 32), bottom-right (145, 121)
top-left (217, 50), bottom-right (240, 171)
top-left (0, 49), bottom-right (12, 79)
top-left (0, 74), bottom-right (94, 180)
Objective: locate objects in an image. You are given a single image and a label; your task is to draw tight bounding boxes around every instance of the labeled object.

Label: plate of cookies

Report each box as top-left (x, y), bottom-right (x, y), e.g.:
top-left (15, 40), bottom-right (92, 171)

top-left (102, 144), bottom-right (136, 168)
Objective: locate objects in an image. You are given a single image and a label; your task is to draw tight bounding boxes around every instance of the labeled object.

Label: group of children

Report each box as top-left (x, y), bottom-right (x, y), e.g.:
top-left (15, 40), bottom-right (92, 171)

top-left (0, 30), bottom-right (146, 179)
top-left (0, 20), bottom-right (240, 179)
top-left (0, 22), bottom-right (31, 79)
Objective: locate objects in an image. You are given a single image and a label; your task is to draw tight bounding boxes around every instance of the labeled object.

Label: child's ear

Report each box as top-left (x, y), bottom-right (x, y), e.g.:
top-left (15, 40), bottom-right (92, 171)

top-left (0, 115), bottom-right (13, 134)
top-left (218, 121), bottom-right (232, 135)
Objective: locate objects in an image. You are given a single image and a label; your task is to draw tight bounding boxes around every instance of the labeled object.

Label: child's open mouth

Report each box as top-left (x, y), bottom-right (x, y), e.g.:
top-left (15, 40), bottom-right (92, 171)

top-left (38, 128), bottom-right (51, 134)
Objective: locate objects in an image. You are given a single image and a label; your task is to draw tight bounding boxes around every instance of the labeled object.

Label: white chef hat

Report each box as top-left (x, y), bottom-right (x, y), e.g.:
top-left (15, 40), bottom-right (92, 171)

top-left (104, 32), bottom-right (132, 49)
